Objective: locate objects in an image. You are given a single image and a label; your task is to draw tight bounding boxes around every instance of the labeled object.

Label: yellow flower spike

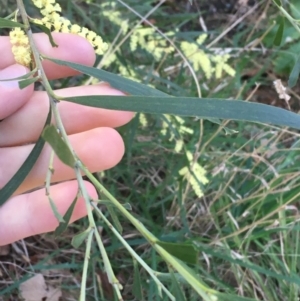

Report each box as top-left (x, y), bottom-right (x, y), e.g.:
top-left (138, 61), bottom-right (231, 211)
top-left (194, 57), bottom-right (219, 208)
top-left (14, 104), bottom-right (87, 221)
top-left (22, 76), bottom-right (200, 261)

top-left (40, 16), bottom-right (52, 28)
top-left (80, 27), bottom-right (90, 36)
top-left (70, 24), bottom-right (81, 34)
top-left (60, 25), bottom-right (70, 33)
top-left (9, 28), bottom-right (32, 67)
top-left (139, 113), bottom-right (148, 128)
top-left (174, 140), bottom-right (184, 153)
top-left (32, 0), bottom-right (43, 8)
top-left (178, 151), bottom-right (209, 198)
top-left (196, 33), bottom-right (207, 45)
top-left (53, 20), bottom-right (62, 31)
top-left (30, 0), bottom-right (108, 56)
top-left (61, 19), bottom-right (71, 27)
top-left (53, 3), bottom-right (62, 12)
top-left (48, 12), bottom-right (60, 21)
top-left (93, 36), bottom-right (108, 55)
top-left (87, 31), bottom-right (97, 42)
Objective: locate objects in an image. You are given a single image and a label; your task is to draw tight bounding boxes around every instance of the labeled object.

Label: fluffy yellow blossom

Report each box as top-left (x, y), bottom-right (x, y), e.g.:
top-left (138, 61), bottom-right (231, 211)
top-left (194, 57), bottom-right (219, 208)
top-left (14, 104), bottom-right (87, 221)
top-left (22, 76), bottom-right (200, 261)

top-left (93, 36), bottom-right (108, 55)
top-left (179, 151), bottom-right (209, 198)
top-left (9, 28), bottom-right (32, 66)
top-left (86, 31), bottom-right (97, 43)
top-left (211, 54), bottom-right (236, 79)
top-left (40, 3), bottom-right (61, 16)
top-left (33, 0), bottom-right (56, 8)
top-left (174, 139), bottom-right (184, 153)
top-left (30, 0), bottom-right (108, 55)
top-left (139, 113), bottom-right (148, 127)
top-left (129, 27), bottom-right (174, 61)
top-left (10, 27), bottom-right (29, 45)
top-left (181, 34), bottom-right (236, 80)
top-left (70, 24), bottom-right (81, 34)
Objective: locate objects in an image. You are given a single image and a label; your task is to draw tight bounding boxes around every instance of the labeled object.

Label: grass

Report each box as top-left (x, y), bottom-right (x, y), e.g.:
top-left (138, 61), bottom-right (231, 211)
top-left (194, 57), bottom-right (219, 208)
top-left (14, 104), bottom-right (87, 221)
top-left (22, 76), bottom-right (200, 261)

top-left (2, 0), bottom-right (300, 300)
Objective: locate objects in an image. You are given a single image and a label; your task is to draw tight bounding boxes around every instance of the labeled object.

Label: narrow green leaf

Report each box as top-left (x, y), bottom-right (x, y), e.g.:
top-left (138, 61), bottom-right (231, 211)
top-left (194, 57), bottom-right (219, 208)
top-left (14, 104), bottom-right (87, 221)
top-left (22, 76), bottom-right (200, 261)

top-left (49, 197), bottom-right (65, 223)
top-left (0, 107), bottom-right (52, 206)
top-left (48, 58), bottom-right (300, 129)
top-left (63, 95), bottom-right (300, 130)
top-left (44, 57), bottom-right (168, 96)
top-left (273, 17), bottom-right (284, 46)
top-left (18, 76), bottom-right (39, 89)
top-left (96, 199), bottom-right (132, 210)
top-left (72, 228), bottom-right (91, 248)
top-left (196, 242), bottom-right (300, 285)
top-left (288, 55), bottom-right (300, 88)
top-left (0, 69), bottom-right (37, 82)
top-left (216, 294), bottom-right (258, 301)
top-left (0, 18), bottom-right (25, 28)
top-left (157, 241), bottom-right (197, 265)
top-left (107, 205), bottom-right (123, 234)
top-left (122, 203), bottom-right (132, 210)
top-left (156, 272), bottom-right (187, 284)
top-left (30, 21), bottom-right (58, 47)
top-left (54, 193), bottom-right (79, 236)
top-left (206, 117), bottom-right (238, 135)
top-left (170, 270), bottom-right (187, 301)
top-left (155, 245), bottom-right (215, 300)
top-left (133, 259), bottom-right (143, 299)
top-left (42, 125), bottom-right (75, 167)
top-left (42, 57), bottom-right (300, 134)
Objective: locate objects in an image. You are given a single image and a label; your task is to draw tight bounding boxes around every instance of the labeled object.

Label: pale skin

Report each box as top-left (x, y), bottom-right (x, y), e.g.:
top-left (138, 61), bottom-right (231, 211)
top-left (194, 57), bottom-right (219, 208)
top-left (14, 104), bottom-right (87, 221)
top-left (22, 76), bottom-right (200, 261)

top-left (0, 33), bottom-right (134, 246)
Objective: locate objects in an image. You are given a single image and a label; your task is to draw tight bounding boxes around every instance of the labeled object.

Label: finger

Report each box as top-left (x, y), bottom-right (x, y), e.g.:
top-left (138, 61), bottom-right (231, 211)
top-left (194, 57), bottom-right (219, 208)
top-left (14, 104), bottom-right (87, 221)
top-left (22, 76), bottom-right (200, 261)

top-left (0, 180), bottom-right (97, 246)
top-left (0, 84), bottom-right (134, 147)
top-left (0, 64), bottom-right (33, 119)
top-left (0, 33), bottom-right (95, 79)
top-left (0, 127), bottom-right (124, 195)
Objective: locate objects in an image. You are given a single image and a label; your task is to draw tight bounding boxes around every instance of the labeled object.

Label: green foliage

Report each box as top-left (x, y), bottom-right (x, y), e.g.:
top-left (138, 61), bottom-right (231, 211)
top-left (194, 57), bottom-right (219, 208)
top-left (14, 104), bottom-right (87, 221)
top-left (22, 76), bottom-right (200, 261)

top-left (0, 107), bottom-right (51, 206)
top-left (54, 193), bottom-right (79, 236)
top-left (42, 125), bottom-right (75, 167)
top-left (0, 17), bottom-right (25, 28)
top-left (3, 0), bottom-right (300, 300)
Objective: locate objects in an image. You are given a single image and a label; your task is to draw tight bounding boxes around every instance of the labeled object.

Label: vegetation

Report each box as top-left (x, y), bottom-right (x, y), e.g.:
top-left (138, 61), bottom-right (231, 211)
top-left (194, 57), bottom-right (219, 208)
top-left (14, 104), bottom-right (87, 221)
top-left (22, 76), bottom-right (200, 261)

top-left (1, 0), bottom-right (300, 300)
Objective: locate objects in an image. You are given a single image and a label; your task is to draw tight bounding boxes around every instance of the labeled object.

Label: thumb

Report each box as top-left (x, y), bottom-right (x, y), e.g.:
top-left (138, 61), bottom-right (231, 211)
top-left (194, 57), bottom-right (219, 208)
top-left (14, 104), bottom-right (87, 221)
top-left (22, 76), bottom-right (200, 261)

top-left (0, 64), bottom-right (33, 120)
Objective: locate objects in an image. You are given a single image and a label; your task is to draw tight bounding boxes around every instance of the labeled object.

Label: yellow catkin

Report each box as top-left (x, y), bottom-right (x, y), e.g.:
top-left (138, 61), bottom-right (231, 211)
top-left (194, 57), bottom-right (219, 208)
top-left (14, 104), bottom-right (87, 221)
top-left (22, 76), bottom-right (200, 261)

top-left (181, 35), bottom-right (236, 80)
top-left (31, 0), bottom-right (108, 55)
top-left (179, 151), bottom-right (209, 198)
top-left (9, 28), bottom-right (32, 66)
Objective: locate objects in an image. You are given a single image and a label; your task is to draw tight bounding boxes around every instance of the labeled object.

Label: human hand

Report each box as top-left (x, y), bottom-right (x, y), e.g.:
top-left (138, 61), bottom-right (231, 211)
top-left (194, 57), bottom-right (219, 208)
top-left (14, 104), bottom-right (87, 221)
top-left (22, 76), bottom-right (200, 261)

top-left (0, 33), bottom-right (134, 246)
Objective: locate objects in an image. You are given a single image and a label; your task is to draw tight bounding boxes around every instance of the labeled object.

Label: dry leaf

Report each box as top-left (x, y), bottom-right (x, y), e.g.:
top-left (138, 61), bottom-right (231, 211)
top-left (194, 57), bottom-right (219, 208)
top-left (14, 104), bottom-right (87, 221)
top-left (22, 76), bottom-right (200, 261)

top-left (19, 273), bottom-right (62, 301)
top-left (273, 79), bottom-right (291, 102)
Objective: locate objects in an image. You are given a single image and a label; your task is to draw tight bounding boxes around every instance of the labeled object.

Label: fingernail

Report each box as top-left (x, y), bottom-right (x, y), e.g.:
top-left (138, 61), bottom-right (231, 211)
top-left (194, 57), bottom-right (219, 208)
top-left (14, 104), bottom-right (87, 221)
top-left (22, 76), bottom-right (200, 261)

top-left (0, 65), bottom-right (28, 88)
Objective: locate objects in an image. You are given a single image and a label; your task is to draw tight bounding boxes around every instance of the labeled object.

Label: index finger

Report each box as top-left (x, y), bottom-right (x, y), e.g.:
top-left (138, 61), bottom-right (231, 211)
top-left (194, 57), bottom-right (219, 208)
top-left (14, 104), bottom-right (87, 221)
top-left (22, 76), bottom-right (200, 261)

top-left (0, 32), bottom-right (96, 79)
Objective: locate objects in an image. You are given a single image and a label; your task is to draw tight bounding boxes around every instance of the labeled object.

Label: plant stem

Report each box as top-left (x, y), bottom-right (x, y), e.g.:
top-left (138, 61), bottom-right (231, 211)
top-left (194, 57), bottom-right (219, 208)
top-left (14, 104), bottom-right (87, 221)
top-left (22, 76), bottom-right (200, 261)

top-left (75, 167), bottom-right (95, 226)
top-left (82, 164), bottom-right (217, 300)
top-left (94, 226), bottom-right (123, 300)
top-left (79, 229), bottom-right (94, 301)
top-left (16, 0), bottom-right (56, 98)
top-left (16, 3), bottom-right (107, 299)
top-left (92, 204), bottom-right (176, 301)
top-left (272, 0), bottom-right (300, 34)
top-left (80, 163), bottom-right (158, 243)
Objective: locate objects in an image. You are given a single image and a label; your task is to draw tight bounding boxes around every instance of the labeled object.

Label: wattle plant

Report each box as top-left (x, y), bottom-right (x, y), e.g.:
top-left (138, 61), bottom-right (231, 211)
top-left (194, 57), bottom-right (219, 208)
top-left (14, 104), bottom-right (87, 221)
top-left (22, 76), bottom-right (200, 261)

top-left (0, 0), bottom-right (299, 300)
